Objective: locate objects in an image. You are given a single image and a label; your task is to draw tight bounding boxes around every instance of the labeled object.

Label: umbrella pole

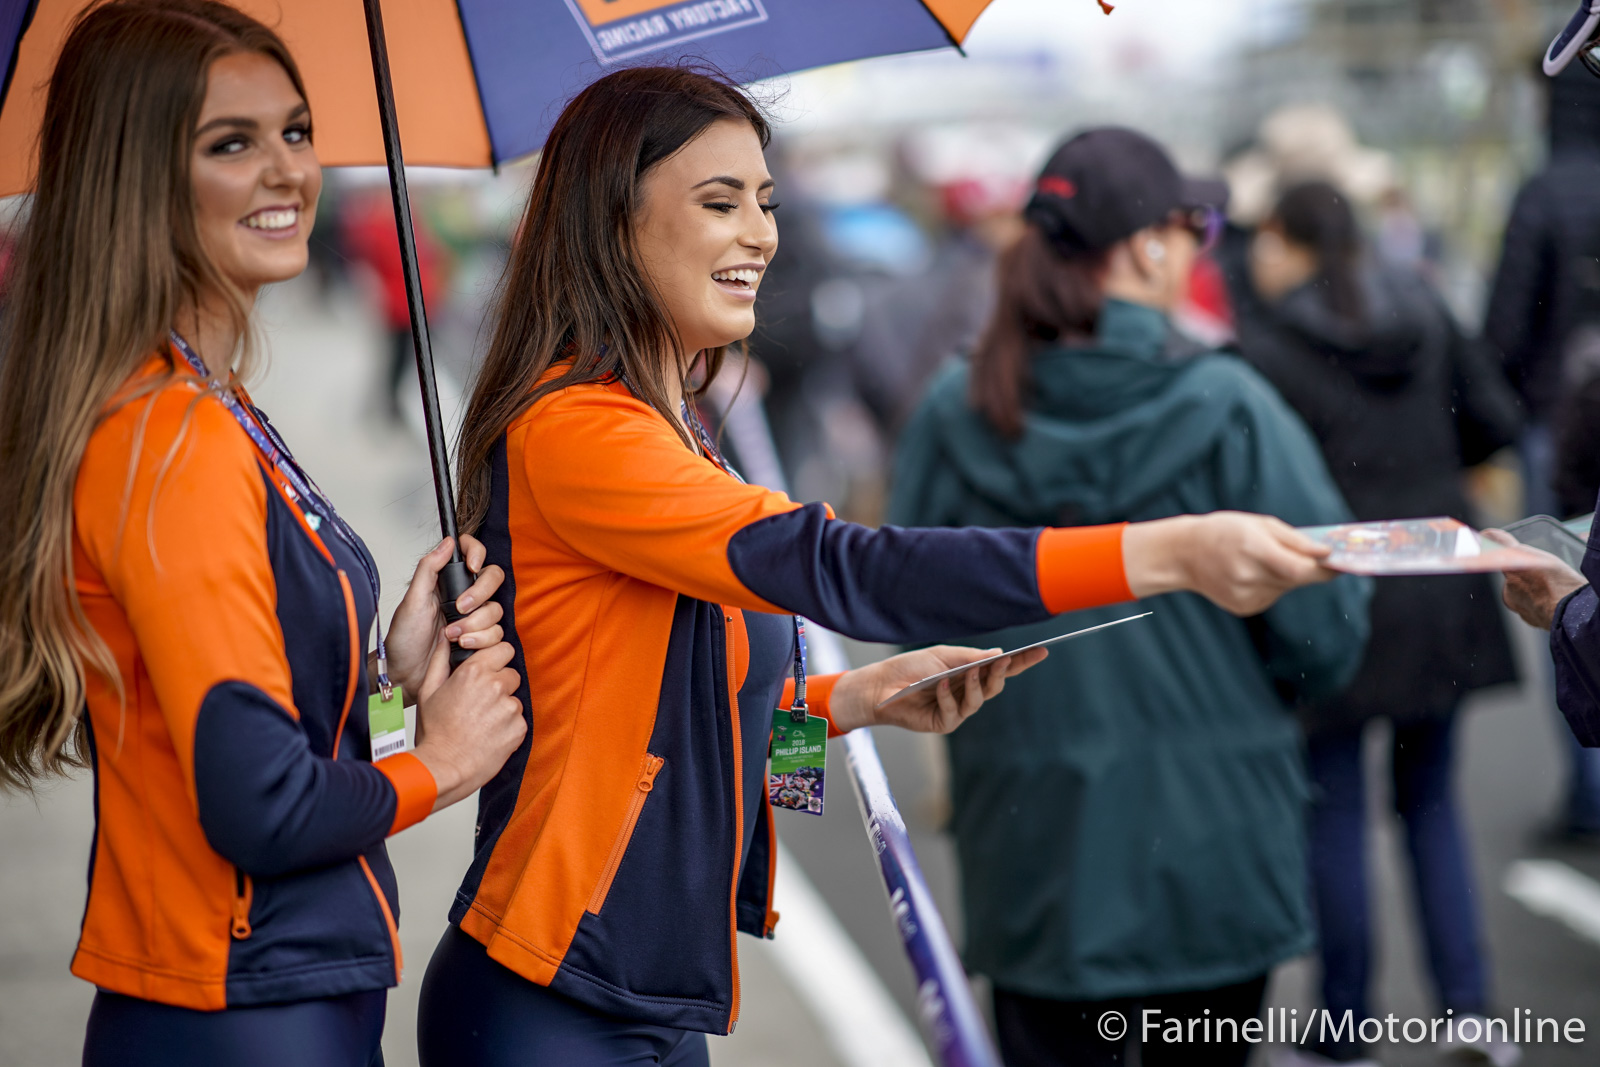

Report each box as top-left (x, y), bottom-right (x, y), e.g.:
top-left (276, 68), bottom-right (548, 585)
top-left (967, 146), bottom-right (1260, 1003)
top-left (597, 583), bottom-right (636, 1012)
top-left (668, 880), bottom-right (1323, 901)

top-left (362, 0), bottom-right (472, 664)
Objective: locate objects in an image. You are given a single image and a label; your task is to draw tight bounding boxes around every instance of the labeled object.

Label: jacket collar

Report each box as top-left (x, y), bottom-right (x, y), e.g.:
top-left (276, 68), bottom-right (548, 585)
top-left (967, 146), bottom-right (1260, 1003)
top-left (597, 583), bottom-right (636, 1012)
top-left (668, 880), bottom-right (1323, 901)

top-left (1095, 298), bottom-right (1170, 359)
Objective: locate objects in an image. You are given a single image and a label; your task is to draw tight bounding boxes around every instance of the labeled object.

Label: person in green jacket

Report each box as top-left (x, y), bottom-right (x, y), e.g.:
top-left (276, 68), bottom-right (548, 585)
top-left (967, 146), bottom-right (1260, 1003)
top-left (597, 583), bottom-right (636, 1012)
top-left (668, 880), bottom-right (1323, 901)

top-left (889, 128), bottom-right (1372, 1067)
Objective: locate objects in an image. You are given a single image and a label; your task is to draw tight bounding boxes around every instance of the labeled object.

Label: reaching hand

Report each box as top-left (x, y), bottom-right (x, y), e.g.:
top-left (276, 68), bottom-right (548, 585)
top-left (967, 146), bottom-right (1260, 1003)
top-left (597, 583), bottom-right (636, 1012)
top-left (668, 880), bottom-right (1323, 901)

top-left (410, 635), bottom-right (524, 812)
top-left (1124, 512), bottom-right (1338, 616)
top-left (827, 645), bottom-right (1050, 735)
top-left (1484, 528), bottom-right (1588, 631)
top-left (383, 535), bottom-right (506, 699)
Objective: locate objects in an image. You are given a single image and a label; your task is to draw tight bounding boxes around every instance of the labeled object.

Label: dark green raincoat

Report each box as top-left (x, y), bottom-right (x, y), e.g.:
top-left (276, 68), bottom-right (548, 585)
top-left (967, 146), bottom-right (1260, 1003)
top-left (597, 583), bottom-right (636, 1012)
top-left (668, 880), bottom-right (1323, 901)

top-left (889, 300), bottom-right (1371, 1001)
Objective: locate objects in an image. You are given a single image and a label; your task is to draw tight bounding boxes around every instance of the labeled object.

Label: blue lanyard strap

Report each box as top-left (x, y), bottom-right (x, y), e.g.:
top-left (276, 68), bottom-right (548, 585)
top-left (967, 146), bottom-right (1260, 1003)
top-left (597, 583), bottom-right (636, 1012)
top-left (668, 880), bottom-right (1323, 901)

top-left (680, 395), bottom-right (809, 719)
top-left (169, 332), bottom-right (392, 697)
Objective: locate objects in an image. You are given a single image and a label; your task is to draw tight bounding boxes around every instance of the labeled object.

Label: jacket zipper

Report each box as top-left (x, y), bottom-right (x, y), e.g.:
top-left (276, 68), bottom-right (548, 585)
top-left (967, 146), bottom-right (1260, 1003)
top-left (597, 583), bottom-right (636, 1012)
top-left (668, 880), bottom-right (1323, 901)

top-left (586, 754), bottom-right (665, 915)
top-left (722, 609), bottom-right (745, 1031)
top-left (231, 869), bottom-right (253, 940)
top-left (762, 804), bottom-right (780, 938)
top-left (332, 571), bottom-right (361, 759)
top-left (334, 569), bottom-right (401, 983)
top-left (357, 855), bottom-right (404, 982)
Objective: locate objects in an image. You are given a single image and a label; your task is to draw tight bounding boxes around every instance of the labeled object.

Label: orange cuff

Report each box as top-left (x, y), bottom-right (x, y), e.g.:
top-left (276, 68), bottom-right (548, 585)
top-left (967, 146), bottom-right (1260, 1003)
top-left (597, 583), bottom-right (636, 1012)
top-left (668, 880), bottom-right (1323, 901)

top-left (781, 672), bottom-right (846, 738)
top-left (376, 751), bottom-right (437, 835)
top-left (1036, 524), bottom-right (1134, 614)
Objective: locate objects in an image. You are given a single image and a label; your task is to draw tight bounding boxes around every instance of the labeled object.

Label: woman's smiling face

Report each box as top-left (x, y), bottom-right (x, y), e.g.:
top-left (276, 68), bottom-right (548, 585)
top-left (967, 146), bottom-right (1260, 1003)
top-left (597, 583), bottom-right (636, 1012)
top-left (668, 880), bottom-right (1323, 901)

top-left (190, 50), bottom-right (321, 297)
top-left (633, 118), bottom-right (779, 360)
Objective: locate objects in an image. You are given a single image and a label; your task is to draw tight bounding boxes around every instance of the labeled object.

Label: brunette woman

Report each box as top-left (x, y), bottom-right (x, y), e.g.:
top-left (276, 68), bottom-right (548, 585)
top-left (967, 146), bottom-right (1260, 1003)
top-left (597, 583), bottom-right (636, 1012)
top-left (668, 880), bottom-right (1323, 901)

top-left (0, 3), bottom-right (524, 1064)
top-left (420, 69), bottom-right (1340, 1065)
top-left (890, 129), bottom-right (1369, 1067)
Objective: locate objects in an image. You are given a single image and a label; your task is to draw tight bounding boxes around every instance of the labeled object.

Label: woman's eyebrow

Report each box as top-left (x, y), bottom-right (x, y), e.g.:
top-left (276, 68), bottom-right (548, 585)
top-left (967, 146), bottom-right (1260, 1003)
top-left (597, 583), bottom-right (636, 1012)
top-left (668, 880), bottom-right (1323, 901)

top-left (196, 115), bottom-right (258, 135)
top-left (691, 175), bottom-right (776, 192)
top-left (195, 102), bottom-right (308, 137)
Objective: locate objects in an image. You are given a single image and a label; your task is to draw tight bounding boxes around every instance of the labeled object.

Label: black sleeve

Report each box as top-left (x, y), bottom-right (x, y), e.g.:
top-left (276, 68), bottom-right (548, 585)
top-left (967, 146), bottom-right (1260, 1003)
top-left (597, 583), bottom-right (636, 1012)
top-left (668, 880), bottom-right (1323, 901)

top-left (1485, 181), bottom-right (1554, 403)
top-left (193, 681), bottom-right (398, 878)
top-left (1444, 302), bottom-right (1524, 466)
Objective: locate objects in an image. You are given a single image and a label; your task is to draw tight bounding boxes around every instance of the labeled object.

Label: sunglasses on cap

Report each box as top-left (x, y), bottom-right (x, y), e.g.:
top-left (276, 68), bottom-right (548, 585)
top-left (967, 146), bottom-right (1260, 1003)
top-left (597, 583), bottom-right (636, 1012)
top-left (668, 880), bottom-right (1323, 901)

top-left (1546, 1), bottom-right (1600, 78)
top-left (1174, 206), bottom-right (1224, 255)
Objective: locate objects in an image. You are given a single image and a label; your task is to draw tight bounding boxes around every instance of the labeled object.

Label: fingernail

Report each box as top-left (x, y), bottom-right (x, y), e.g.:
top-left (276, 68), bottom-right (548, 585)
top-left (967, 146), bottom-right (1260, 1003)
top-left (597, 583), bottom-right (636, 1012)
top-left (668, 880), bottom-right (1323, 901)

top-left (940, 679), bottom-right (950, 690)
top-left (458, 595), bottom-right (474, 611)
top-left (446, 625), bottom-right (463, 639)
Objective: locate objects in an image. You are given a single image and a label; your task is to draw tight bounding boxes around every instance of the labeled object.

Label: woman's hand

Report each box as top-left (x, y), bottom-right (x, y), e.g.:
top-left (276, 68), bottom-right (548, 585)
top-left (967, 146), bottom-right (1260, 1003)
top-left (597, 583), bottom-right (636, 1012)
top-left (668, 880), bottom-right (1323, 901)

top-left (382, 535), bottom-right (506, 699)
top-left (1123, 512), bottom-right (1337, 616)
top-left (827, 645), bottom-right (1050, 735)
top-left (410, 633), bottom-right (525, 812)
top-left (1484, 529), bottom-right (1588, 630)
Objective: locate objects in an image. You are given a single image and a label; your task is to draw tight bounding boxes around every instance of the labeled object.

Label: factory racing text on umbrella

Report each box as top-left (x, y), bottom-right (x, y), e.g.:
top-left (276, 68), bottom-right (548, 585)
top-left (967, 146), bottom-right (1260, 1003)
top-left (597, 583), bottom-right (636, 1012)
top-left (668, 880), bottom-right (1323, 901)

top-left (564, 0), bottom-right (769, 64)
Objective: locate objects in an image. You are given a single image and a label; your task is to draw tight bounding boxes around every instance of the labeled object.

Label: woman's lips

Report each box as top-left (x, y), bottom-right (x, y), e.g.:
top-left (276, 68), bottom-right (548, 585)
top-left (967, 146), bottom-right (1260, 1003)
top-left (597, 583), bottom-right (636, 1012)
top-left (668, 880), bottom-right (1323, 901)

top-left (239, 205), bottom-right (301, 239)
top-left (711, 266), bottom-right (761, 299)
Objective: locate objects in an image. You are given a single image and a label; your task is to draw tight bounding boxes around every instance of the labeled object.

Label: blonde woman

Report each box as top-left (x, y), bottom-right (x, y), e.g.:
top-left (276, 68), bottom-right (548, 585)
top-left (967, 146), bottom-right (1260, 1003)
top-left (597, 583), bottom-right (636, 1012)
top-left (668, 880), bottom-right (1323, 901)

top-left (0, 3), bottom-right (522, 1063)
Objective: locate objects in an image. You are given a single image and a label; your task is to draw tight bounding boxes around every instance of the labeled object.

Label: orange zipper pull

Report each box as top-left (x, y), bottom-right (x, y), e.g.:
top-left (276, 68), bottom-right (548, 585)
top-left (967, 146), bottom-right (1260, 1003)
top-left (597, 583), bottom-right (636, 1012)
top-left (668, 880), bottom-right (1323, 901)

top-left (231, 872), bottom-right (254, 940)
top-left (639, 756), bottom-right (663, 791)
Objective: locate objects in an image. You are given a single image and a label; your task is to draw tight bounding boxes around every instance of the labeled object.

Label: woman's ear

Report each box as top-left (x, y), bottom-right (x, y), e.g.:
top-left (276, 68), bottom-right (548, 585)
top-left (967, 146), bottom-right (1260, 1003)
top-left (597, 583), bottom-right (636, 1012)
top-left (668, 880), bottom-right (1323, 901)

top-left (1126, 226), bottom-right (1165, 281)
top-left (1103, 228), bottom-right (1171, 309)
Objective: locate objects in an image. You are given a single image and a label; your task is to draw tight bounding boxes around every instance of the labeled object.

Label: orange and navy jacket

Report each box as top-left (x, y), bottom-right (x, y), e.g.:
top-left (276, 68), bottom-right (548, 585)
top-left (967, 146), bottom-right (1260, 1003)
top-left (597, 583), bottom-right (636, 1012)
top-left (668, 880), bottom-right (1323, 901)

top-left (68, 353), bottom-right (437, 1010)
top-left (451, 377), bottom-right (1133, 1034)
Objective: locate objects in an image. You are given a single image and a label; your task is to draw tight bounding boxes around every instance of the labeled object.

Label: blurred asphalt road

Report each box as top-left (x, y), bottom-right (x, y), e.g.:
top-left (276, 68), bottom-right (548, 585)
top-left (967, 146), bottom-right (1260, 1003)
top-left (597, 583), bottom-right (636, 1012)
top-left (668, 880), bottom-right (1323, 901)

top-left (3, 280), bottom-right (1599, 1065)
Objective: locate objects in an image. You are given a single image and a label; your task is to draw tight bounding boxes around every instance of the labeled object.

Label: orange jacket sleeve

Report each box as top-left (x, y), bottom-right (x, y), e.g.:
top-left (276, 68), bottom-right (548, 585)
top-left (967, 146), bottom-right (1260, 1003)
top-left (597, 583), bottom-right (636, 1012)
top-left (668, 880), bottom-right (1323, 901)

top-left (518, 384), bottom-right (1131, 646)
top-left (76, 382), bottom-right (430, 875)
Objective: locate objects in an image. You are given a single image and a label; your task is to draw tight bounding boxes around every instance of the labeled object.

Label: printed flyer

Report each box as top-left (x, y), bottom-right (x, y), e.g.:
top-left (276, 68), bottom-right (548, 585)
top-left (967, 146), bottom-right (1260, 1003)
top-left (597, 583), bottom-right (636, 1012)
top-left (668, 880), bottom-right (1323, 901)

top-left (1300, 517), bottom-right (1548, 575)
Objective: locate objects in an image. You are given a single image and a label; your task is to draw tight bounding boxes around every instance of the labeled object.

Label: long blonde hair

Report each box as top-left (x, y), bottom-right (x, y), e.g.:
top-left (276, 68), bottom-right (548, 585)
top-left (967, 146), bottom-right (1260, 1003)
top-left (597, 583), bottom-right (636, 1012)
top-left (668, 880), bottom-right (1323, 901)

top-left (0, 0), bottom-right (307, 790)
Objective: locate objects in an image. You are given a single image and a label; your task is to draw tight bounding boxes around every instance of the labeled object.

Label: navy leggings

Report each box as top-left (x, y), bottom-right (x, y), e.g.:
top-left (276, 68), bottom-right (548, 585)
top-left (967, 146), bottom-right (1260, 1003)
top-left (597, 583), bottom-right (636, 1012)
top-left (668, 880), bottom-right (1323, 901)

top-left (417, 924), bottom-right (710, 1066)
top-left (83, 988), bottom-right (385, 1067)
top-left (1305, 714), bottom-right (1487, 1056)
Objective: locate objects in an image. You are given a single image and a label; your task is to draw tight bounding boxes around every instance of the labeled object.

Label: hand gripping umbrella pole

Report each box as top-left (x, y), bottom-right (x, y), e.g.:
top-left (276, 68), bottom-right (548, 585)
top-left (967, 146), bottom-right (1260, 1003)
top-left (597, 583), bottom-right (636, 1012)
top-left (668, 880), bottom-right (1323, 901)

top-left (361, 0), bottom-right (472, 667)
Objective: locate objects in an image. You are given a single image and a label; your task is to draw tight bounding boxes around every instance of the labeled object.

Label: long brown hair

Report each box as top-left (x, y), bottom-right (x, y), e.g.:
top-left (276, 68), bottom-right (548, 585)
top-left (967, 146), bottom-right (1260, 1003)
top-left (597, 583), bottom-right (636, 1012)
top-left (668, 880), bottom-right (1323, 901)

top-left (456, 65), bottom-right (770, 536)
top-left (0, 0), bottom-right (307, 790)
top-left (970, 226), bottom-right (1109, 439)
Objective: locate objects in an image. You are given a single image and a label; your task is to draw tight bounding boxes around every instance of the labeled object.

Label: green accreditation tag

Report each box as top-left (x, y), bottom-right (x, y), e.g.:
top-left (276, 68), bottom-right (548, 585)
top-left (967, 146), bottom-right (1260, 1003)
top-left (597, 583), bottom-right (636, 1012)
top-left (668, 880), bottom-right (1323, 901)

top-left (768, 709), bottom-right (826, 816)
top-left (368, 685), bottom-right (407, 762)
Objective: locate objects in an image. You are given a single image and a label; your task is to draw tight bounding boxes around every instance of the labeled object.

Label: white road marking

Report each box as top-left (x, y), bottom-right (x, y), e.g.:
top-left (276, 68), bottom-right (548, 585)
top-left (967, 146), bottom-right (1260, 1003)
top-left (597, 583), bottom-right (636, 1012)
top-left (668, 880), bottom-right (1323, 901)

top-left (1503, 859), bottom-right (1600, 945)
top-left (761, 841), bottom-right (934, 1067)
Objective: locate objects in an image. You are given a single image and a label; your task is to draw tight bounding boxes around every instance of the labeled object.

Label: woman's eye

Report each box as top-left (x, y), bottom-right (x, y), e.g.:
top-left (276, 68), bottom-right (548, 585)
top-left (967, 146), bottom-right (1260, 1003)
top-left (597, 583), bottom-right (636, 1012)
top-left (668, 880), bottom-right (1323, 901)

top-left (208, 136), bottom-right (248, 156)
top-left (703, 201), bottom-right (736, 214)
top-left (761, 201), bottom-right (781, 214)
top-left (283, 124), bottom-right (311, 145)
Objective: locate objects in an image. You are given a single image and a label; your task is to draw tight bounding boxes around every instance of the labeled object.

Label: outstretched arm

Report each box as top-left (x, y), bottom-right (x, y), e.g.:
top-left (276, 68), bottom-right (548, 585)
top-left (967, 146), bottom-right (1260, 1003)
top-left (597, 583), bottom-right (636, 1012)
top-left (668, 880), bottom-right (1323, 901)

top-left (524, 385), bottom-right (1337, 648)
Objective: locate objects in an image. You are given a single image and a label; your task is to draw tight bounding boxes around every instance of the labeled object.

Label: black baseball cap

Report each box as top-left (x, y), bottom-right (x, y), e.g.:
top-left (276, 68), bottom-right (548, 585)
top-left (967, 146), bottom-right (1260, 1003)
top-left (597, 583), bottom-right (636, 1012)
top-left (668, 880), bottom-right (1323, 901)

top-left (1024, 127), bottom-right (1229, 254)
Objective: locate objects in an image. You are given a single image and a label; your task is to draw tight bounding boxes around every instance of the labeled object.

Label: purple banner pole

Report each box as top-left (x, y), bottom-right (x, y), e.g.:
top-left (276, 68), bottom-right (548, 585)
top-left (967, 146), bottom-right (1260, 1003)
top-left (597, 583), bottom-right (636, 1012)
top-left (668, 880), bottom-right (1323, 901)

top-left (710, 376), bottom-right (1002, 1067)
top-left (839, 723), bottom-right (1001, 1067)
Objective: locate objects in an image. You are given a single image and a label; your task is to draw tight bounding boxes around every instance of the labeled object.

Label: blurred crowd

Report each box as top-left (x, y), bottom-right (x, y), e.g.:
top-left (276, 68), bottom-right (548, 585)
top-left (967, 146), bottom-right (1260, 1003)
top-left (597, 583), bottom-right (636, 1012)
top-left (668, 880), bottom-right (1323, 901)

top-left (720, 57), bottom-right (1600, 1067)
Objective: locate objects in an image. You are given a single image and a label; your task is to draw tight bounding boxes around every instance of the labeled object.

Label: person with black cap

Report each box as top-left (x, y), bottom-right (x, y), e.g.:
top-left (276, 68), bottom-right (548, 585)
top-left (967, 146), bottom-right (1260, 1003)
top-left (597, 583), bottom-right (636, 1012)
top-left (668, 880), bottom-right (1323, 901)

top-left (890, 128), bottom-right (1371, 1067)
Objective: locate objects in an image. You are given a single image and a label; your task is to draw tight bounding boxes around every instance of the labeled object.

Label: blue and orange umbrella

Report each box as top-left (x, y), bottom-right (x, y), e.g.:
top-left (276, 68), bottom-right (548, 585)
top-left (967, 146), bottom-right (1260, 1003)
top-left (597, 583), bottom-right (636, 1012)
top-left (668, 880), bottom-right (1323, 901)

top-left (0, 0), bottom-right (1010, 594)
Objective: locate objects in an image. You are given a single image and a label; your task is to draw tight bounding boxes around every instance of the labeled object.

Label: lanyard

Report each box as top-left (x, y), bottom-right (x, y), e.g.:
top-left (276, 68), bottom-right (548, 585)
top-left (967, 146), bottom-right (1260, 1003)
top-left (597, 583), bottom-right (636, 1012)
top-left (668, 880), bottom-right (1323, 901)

top-left (169, 332), bottom-right (393, 698)
top-left (680, 396), bottom-right (808, 719)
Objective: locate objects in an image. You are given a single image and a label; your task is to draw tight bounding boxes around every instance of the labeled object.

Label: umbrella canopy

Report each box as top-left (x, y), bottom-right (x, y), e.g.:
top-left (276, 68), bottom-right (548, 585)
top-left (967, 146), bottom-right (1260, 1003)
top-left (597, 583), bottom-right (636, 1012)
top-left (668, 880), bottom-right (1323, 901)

top-left (1, 0), bottom-right (996, 195)
top-left (0, 0), bottom-right (1006, 653)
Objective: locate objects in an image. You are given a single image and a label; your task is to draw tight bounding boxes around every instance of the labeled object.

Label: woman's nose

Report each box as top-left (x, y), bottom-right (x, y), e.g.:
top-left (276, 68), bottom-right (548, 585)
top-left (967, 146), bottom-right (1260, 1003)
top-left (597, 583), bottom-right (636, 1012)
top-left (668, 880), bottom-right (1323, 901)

top-left (263, 143), bottom-right (308, 191)
top-left (741, 207), bottom-right (777, 254)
